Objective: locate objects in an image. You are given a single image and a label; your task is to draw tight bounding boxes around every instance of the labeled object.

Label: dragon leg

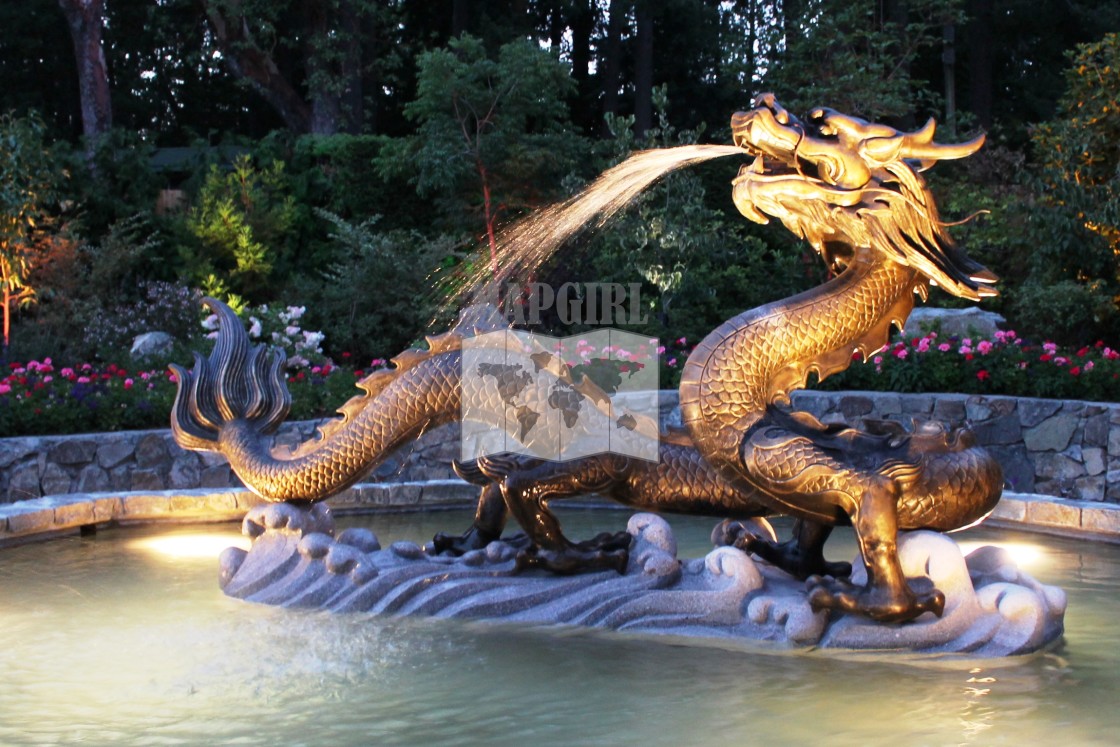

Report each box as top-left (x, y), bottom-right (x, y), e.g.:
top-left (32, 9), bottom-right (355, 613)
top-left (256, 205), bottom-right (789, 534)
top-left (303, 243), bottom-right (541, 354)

top-left (477, 455), bottom-right (630, 574)
top-left (806, 477), bottom-right (945, 623)
top-left (715, 518), bottom-right (852, 580)
top-left (431, 482), bottom-right (510, 555)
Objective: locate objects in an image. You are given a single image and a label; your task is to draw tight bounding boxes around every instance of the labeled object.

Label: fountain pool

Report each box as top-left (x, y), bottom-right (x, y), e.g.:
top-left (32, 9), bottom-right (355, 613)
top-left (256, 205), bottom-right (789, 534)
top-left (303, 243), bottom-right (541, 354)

top-left (2, 509), bottom-right (1117, 746)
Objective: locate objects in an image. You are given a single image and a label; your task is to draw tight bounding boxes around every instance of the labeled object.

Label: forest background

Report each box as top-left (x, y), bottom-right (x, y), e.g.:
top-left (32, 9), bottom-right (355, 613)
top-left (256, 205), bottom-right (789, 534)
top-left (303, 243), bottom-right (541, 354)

top-left (2, 0), bottom-right (1120, 435)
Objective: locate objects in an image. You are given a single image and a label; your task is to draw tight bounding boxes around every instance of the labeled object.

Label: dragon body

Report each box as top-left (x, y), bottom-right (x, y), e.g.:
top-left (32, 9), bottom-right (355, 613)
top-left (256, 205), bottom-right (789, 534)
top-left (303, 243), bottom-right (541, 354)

top-left (172, 95), bottom-right (1004, 622)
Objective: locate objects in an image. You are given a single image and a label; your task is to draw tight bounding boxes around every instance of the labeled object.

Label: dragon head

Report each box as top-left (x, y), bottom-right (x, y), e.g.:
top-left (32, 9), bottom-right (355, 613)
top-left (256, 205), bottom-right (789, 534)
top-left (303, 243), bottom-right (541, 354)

top-left (730, 94), bottom-right (998, 300)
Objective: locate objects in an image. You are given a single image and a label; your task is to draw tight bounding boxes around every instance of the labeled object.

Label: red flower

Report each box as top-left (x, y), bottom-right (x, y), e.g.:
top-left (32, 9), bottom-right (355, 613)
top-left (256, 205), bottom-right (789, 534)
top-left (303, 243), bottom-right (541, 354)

top-left (1076, 347), bottom-right (1089, 357)
top-left (964, 353), bottom-right (974, 361)
top-left (977, 369), bottom-right (990, 382)
top-left (342, 352), bottom-right (352, 359)
top-left (1070, 366), bottom-right (1081, 376)
top-left (1039, 353), bottom-right (1052, 362)
top-left (354, 370), bottom-right (365, 377)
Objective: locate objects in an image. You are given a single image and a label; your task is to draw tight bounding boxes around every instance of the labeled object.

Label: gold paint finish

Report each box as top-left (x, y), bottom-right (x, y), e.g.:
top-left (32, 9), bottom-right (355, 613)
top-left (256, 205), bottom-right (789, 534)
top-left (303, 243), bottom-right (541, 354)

top-left (172, 96), bottom-right (1003, 624)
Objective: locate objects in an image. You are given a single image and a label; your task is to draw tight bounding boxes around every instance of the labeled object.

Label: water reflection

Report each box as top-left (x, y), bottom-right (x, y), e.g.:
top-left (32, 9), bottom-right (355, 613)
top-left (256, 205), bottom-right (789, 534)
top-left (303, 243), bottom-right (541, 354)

top-left (0, 511), bottom-right (1118, 746)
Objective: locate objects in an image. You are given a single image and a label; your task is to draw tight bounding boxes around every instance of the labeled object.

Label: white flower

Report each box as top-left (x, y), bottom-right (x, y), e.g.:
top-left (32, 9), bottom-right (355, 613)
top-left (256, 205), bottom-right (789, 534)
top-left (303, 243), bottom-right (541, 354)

top-left (285, 325), bottom-right (300, 337)
top-left (249, 317), bottom-right (262, 338)
top-left (286, 306), bottom-right (305, 320)
top-left (201, 314), bottom-right (219, 331)
top-left (302, 330), bottom-right (325, 349)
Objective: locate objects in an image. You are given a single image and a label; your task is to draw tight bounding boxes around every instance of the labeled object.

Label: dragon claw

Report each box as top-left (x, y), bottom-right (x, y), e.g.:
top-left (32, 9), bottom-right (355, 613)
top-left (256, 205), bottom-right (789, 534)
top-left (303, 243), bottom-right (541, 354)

top-left (514, 533), bottom-right (632, 575)
top-left (807, 576), bottom-right (945, 623)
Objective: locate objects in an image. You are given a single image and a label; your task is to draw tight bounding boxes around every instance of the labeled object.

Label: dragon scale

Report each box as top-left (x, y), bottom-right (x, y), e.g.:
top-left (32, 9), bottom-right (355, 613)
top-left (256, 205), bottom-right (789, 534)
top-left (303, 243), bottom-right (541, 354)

top-left (173, 95), bottom-right (1007, 621)
top-left (680, 245), bottom-right (921, 469)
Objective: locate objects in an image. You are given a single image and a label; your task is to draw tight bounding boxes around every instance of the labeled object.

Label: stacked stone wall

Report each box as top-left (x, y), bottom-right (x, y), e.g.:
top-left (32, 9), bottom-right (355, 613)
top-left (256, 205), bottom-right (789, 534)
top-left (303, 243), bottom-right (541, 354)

top-left (3, 392), bottom-right (1118, 504)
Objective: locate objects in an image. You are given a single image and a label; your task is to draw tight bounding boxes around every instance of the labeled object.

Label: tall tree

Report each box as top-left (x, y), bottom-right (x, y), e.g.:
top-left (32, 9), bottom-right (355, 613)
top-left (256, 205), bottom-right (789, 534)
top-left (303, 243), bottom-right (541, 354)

top-left (198, 0), bottom-right (404, 135)
top-left (386, 35), bottom-right (584, 266)
top-left (57, 0), bottom-right (112, 147)
top-left (0, 114), bottom-right (59, 359)
top-left (600, 0), bottom-right (627, 131)
top-left (633, 1), bottom-right (653, 135)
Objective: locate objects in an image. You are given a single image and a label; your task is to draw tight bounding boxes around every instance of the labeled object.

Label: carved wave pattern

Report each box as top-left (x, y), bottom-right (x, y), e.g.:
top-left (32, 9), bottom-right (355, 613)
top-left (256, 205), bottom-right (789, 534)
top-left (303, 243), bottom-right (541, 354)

top-left (220, 504), bottom-right (1066, 657)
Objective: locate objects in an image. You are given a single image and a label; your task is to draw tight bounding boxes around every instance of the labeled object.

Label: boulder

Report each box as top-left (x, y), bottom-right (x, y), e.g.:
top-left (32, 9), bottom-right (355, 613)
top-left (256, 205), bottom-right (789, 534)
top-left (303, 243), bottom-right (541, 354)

top-left (903, 306), bottom-right (1006, 340)
top-left (130, 331), bottom-right (174, 360)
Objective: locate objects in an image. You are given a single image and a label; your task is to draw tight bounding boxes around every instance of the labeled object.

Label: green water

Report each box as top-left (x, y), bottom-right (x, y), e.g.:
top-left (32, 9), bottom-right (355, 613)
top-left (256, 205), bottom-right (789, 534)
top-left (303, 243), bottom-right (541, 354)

top-left (0, 509), bottom-right (1117, 746)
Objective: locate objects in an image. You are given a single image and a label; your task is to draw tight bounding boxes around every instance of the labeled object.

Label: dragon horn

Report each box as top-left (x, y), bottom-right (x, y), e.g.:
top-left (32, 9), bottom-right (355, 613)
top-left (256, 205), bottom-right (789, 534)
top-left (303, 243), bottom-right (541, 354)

top-left (861, 130), bottom-right (985, 165)
top-left (902, 131), bottom-right (985, 161)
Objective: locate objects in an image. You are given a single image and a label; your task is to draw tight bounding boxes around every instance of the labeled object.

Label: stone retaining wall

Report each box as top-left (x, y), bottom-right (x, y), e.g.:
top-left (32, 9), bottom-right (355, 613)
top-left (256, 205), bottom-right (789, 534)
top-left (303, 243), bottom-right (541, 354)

top-left (3, 391), bottom-right (1119, 504)
top-left (1, 420), bottom-right (463, 504)
top-left (788, 391), bottom-right (1120, 502)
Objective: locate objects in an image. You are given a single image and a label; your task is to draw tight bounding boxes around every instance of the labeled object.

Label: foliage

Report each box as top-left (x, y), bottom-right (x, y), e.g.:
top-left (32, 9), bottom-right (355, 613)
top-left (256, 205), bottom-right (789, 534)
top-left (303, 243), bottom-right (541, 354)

top-left (180, 154), bottom-right (303, 303)
top-left (383, 35), bottom-right (589, 247)
top-left (208, 301), bottom-right (329, 371)
top-left (82, 281), bottom-right (207, 363)
top-left (1028, 32), bottom-right (1120, 335)
top-left (766, 0), bottom-right (963, 122)
top-left (0, 111), bottom-right (64, 356)
top-left (0, 354), bottom-right (380, 437)
top-left (821, 328), bottom-right (1120, 402)
top-left (303, 209), bottom-right (458, 362)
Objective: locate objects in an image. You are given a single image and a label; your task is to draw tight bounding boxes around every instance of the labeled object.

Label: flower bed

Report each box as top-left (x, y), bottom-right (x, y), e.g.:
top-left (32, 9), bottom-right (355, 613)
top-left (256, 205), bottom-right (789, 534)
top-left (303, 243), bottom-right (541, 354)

top-left (819, 329), bottom-right (1120, 402)
top-left (0, 357), bottom-right (381, 437)
top-left (3, 330), bottom-right (1118, 438)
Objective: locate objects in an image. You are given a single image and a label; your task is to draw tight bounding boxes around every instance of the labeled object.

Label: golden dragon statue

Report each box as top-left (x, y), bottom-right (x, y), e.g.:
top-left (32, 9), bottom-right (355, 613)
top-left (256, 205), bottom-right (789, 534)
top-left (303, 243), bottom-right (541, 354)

top-left (171, 95), bottom-right (1003, 624)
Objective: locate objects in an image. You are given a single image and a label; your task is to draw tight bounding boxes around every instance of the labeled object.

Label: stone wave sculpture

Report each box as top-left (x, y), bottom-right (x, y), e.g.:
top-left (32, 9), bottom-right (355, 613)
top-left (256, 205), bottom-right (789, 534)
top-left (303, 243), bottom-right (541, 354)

top-left (220, 503), bottom-right (1065, 657)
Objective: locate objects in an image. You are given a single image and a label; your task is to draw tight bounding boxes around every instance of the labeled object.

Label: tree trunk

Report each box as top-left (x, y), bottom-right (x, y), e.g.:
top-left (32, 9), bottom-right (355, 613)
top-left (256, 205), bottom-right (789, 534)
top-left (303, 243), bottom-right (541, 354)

top-left (966, 0), bottom-right (993, 129)
top-left (942, 23), bottom-right (957, 137)
top-left (634, 2), bottom-right (654, 136)
top-left (452, 0), bottom-right (469, 37)
top-left (600, 0), bottom-right (627, 134)
top-left (202, 1), bottom-right (312, 133)
top-left (57, 0), bottom-right (112, 147)
top-left (339, 0), bottom-right (364, 134)
top-left (306, 0), bottom-right (341, 135)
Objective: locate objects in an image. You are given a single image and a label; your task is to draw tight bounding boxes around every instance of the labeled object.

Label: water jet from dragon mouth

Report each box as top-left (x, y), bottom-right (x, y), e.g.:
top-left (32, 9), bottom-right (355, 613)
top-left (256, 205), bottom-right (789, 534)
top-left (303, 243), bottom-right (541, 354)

top-left (440, 143), bottom-right (745, 325)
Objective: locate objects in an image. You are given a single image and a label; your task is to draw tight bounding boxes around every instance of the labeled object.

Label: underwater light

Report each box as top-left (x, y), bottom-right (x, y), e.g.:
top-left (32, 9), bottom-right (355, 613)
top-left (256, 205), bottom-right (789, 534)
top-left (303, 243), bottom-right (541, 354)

top-left (130, 532), bottom-right (250, 559)
top-left (957, 540), bottom-right (1046, 570)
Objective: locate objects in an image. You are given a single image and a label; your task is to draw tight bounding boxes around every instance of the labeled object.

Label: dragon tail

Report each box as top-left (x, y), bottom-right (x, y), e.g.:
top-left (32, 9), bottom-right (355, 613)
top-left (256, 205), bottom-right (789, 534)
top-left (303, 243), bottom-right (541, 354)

top-left (170, 298), bottom-right (290, 451)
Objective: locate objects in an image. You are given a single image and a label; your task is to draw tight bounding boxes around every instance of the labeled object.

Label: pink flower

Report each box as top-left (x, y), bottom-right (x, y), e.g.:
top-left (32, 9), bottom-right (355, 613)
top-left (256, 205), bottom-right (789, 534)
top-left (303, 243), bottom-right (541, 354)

top-left (42, 376), bottom-right (52, 384)
top-left (61, 367), bottom-right (74, 378)
top-left (1043, 341), bottom-right (1058, 354)
top-left (938, 343), bottom-right (951, 352)
top-left (667, 357), bottom-right (678, 367)
top-left (168, 373), bottom-right (179, 383)
top-left (958, 345), bottom-right (972, 355)
top-left (895, 348), bottom-right (908, 359)
top-left (77, 376), bottom-right (91, 384)
top-left (977, 340), bottom-right (993, 355)
top-left (124, 378), bottom-right (134, 389)
top-left (917, 338), bottom-right (931, 353)
top-left (0, 383), bottom-right (10, 395)
top-left (1085, 361), bottom-right (1095, 372)
top-left (677, 337), bottom-right (687, 345)
top-left (873, 355), bottom-right (884, 365)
